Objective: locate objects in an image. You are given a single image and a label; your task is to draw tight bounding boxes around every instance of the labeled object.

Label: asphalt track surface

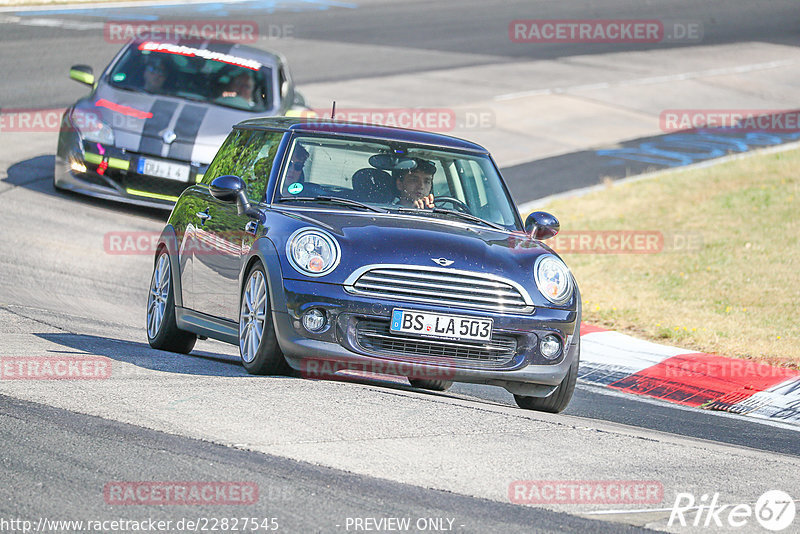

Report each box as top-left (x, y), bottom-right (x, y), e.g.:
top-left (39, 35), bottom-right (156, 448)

top-left (3, 394), bottom-right (639, 534)
top-left (2, 1), bottom-right (800, 532)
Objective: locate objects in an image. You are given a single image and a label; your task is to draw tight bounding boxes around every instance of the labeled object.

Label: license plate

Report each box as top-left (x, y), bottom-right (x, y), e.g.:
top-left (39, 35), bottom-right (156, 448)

top-left (390, 309), bottom-right (493, 342)
top-left (137, 157), bottom-right (190, 182)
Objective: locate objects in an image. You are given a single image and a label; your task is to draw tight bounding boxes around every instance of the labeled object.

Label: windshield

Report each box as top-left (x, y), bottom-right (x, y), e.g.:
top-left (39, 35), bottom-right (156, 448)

top-left (108, 41), bottom-right (275, 112)
top-left (276, 136), bottom-right (521, 230)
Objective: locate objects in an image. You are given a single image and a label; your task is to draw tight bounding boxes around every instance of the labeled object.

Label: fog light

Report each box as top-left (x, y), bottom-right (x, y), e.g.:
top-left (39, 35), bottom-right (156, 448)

top-left (539, 334), bottom-right (562, 359)
top-left (302, 309), bottom-right (326, 332)
top-left (70, 159), bottom-right (87, 173)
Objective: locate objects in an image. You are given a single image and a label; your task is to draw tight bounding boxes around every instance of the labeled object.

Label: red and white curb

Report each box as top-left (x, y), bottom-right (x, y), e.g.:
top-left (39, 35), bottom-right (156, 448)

top-left (579, 323), bottom-right (800, 426)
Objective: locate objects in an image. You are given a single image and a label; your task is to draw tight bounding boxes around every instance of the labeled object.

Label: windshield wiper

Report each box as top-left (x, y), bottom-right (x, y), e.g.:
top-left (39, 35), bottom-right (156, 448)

top-left (394, 206), bottom-right (506, 230)
top-left (279, 196), bottom-right (388, 213)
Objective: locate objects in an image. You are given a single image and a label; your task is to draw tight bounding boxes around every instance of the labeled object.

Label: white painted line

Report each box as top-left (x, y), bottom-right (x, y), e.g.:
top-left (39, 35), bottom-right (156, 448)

top-left (518, 139), bottom-right (800, 214)
top-left (581, 330), bottom-right (686, 369)
top-left (495, 59), bottom-right (796, 101)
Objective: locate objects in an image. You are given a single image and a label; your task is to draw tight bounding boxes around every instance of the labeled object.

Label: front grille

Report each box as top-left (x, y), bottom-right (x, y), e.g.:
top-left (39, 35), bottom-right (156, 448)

top-left (355, 319), bottom-right (517, 367)
top-left (346, 265), bottom-right (533, 313)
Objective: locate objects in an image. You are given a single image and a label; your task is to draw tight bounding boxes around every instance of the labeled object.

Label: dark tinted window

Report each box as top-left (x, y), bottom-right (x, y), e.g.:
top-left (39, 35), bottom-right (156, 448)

top-left (108, 42), bottom-right (275, 111)
top-left (202, 129), bottom-right (282, 203)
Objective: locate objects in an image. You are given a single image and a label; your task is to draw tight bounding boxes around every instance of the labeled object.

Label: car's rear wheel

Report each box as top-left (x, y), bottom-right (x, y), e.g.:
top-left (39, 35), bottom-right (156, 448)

top-left (408, 378), bottom-right (453, 391)
top-left (514, 340), bottom-right (579, 413)
top-left (239, 262), bottom-right (290, 375)
top-left (146, 250), bottom-right (196, 354)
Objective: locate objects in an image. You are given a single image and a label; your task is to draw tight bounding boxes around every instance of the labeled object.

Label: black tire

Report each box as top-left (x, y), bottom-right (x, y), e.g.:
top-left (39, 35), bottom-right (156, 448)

top-left (514, 339), bottom-right (579, 413)
top-left (409, 378), bottom-right (453, 391)
top-left (146, 250), bottom-right (197, 354)
top-left (238, 262), bottom-right (291, 376)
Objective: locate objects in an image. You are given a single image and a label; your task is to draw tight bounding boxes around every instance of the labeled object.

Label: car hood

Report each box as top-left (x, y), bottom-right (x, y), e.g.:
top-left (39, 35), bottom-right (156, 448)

top-left (81, 85), bottom-right (265, 163)
top-left (273, 209), bottom-right (558, 296)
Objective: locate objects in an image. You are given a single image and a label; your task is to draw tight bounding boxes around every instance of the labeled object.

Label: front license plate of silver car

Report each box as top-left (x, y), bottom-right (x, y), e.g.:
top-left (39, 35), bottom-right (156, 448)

top-left (390, 309), bottom-right (492, 342)
top-left (138, 157), bottom-right (190, 182)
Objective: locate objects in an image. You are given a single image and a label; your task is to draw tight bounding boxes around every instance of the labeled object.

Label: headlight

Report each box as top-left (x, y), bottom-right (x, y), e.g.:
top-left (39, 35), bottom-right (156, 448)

top-left (287, 228), bottom-right (341, 277)
top-left (535, 255), bottom-right (573, 305)
top-left (70, 108), bottom-right (114, 145)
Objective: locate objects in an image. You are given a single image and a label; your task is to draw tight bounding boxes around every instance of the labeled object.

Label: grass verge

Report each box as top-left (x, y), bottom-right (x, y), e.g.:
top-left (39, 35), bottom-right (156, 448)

top-left (535, 147), bottom-right (799, 369)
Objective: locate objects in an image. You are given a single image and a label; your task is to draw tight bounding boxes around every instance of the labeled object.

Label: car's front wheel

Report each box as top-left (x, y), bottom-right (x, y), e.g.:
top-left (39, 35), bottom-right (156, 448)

top-left (146, 250), bottom-right (197, 354)
top-left (514, 339), bottom-right (579, 413)
top-left (239, 262), bottom-right (291, 375)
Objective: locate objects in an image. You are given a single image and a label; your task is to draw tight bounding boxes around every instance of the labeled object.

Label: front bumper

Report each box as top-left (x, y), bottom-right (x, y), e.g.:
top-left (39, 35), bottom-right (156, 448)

top-left (272, 278), bottom-right (579, 396)
top-left (54, 136), bottom-right (206, 209)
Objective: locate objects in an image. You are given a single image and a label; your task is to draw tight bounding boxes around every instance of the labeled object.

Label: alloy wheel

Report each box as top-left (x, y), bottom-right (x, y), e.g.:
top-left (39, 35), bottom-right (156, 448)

top-left (147, 253), bottom-right (170, 339)
top-left (240, 269), bottom-right (267, 363)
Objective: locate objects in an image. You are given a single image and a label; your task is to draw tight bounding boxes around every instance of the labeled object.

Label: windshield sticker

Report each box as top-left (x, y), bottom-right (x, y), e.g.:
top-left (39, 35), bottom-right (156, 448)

top-left (111, 73), bottom-right (126, 82)
top-left (287, 182), bottom-right (303, 195)
top-left (95, 99), bottom-right (153, 120)
top-left (138, 41), bottom-right (262, 71)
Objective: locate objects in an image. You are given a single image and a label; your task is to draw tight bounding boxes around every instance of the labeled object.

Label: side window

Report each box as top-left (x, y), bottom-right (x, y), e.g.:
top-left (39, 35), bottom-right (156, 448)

top-left (241, 131), bottom-right (282, 202)
top-left (202, 130), bottom-right (281, 203)
top-left (201, 129), bottom-right (247, 186)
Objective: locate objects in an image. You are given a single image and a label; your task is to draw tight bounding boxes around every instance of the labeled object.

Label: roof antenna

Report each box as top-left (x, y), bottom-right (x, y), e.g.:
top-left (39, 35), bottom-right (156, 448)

top-left (331, 101), bottom-right (336, 120)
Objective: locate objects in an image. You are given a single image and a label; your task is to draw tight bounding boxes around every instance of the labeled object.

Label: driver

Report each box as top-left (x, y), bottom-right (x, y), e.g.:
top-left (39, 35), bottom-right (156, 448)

top-left (394, 158), bottom-right (435, 209)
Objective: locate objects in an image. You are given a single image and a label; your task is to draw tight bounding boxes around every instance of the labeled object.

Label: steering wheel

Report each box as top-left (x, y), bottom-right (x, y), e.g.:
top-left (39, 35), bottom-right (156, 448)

top-left (434, 196), bottom-right (471, 214)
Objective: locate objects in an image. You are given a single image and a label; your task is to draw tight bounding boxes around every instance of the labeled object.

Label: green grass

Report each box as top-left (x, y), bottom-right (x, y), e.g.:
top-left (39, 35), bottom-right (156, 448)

top-left (533, 148), bottom-right (800, 369)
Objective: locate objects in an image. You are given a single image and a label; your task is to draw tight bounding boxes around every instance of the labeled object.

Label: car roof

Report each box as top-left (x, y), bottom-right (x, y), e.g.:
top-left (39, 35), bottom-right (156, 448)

top-left (234, 117), bottom-right (490, 153)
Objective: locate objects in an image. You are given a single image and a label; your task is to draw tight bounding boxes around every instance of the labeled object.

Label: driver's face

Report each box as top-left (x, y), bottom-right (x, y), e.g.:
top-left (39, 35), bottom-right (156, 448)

top-left (397, 170), bottom-right (433, 202)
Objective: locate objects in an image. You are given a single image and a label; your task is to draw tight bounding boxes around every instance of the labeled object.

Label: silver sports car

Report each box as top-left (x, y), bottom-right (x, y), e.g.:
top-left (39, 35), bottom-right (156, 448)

top-left (55, 38), bottom-right (309, 208)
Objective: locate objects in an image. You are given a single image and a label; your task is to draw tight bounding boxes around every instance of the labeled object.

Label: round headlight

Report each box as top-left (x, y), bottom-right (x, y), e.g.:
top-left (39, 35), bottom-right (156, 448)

top-left (287, 228), bottom-right (340, 277)
top-left (535, 255), bottom-right (573, 305)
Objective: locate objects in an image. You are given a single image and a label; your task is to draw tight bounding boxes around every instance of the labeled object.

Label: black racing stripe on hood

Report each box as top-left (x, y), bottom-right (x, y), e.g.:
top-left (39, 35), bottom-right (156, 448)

top-left (138, 99), bottom-right (179, 155)
top-left (168, 105), bottom-right (209, 161)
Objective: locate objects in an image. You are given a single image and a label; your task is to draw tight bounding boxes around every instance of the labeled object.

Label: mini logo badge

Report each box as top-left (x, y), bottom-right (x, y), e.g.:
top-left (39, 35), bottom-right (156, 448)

top-left (431, 257), bottom-right (454, 267)
top-left (161, 129), bottom-right (177, 144)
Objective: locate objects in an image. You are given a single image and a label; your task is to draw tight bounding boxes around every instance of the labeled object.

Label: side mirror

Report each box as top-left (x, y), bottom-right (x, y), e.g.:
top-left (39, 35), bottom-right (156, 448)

top-left (525, 211), bottom-right (560, 240)
top-left (69, 65), bottom-right (94, 87)
top-left (209, 175), bottom-right (263, 221)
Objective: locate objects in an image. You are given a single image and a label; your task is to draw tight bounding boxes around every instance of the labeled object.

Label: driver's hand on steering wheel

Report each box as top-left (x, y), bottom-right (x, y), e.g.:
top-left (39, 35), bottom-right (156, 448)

top-left (412, 194), bottom-right (435, 209)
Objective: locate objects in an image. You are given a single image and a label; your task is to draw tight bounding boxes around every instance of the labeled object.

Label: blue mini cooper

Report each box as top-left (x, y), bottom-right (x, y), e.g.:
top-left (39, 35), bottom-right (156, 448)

top-left (147, 117), bottom-right (581, 412)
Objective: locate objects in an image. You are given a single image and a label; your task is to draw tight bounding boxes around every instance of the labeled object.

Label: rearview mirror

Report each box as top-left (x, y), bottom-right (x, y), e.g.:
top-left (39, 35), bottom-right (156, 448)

top-left (69, 65), bottom-right (94, 87)
top-left (525, 211), bottom-right (560, 240)
top-left (368, 154), bottom-right (416, 171)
